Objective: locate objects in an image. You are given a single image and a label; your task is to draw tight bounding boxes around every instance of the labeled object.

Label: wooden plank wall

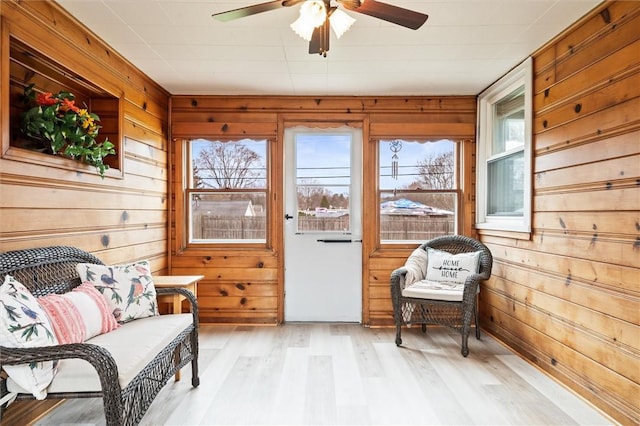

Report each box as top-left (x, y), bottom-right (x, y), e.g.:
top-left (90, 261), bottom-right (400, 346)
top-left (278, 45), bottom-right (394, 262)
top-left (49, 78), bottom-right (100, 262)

top-left (0, 3), bottom-right (170, 424)
top-left (170, 96), bottom-right (477, 325)
top-left (0, 1), bottom-right (170, 267)
top-left (478, 2), bottom-right (640, 424)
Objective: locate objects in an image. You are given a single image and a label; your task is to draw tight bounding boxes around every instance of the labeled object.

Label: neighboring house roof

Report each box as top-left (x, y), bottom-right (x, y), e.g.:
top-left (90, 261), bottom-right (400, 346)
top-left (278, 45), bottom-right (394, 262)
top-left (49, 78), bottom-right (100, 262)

top-left (194, 200), bottom-right (256, 217)
top-left (380, 198), bottom-right (453, 216)
top-left (313, 208), bottom-right (349, 218)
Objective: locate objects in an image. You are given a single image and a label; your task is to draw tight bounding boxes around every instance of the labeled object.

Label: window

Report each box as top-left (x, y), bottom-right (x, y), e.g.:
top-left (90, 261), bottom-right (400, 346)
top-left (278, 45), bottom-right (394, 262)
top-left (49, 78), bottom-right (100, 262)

top-left (477, 57), bottom-right (532, 233)
top-left (294, 132), bottom-right (353, 234)
top-left (188, 138), bottom-right (267, 244)
top-left (379, 139), bottom-right (459, 243)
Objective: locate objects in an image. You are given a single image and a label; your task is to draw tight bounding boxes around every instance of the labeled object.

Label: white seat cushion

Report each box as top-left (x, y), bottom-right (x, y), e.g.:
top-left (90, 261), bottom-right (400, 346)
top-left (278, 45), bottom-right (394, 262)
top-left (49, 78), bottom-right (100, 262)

top-left (7, 313), bottom-right (192, 394)
top-left (402, 279), bottom-right (464, 302)
top-left (402, 249), bottom-right (482, 302)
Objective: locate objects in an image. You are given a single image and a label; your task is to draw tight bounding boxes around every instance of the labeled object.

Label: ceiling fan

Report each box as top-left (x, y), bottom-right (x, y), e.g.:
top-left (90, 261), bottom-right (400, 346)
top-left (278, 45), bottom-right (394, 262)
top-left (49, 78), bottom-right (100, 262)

top-left (212, 0), bottom-right (428, 57)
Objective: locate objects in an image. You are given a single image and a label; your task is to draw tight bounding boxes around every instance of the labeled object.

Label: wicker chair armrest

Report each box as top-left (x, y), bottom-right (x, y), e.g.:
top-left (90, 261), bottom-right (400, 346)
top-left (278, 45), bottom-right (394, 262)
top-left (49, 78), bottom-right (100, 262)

top-left (477, 267), bottom-right (491, 281)
top-left (390, 267), bottom-right (408, 289)
top-left (390, 267), bottom-right (408, 306)
top-left (462, 273), bottom-right (484, 303)
top-left (155, 287), bottom-right (199, 326)
top-left (1, 342), bottom-right (124, 422)
top-left (1, 342), bottom-right (118, 373)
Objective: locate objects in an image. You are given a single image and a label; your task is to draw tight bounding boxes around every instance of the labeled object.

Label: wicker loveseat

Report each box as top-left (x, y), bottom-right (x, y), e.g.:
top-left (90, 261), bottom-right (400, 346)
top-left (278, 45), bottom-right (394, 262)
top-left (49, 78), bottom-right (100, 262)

top-left (390, 235), bottom-right (493, 356)
top-left (0, 246), bottom-right (199, 426)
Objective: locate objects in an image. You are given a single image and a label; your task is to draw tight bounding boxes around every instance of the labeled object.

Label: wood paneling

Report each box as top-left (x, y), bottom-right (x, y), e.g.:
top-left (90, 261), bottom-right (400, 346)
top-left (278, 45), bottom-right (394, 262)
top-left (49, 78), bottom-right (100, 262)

top-left (2, 1), bottom-right (636, 425)
top-left (170, 96), bottom-right (477, 325)
top-left (0, 4), bottom-right (170, 422)
top-left (0, 0), bottom-right (170, 260)
top-left (479, 2), bottom-right (640, 424)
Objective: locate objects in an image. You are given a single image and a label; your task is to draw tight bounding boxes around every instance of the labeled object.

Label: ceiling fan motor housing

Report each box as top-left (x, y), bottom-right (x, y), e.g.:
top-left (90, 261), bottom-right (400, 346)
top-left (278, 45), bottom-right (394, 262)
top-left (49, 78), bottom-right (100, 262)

top-left (212, 0), bottom-right (429, 56)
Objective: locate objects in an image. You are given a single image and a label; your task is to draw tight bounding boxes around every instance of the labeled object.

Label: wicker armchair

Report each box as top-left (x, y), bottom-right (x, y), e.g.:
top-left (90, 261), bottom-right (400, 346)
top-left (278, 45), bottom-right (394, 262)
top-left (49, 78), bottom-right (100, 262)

top-left (390, 235), bottom-right (493, 356)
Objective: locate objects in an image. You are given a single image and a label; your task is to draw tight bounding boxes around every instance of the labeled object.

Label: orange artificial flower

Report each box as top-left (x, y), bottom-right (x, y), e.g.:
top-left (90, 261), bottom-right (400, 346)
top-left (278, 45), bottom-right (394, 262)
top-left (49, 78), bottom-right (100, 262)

top-left (60, 98), bottom-right (80, 113)
top-left (36, 92), bottom-right (57, 106)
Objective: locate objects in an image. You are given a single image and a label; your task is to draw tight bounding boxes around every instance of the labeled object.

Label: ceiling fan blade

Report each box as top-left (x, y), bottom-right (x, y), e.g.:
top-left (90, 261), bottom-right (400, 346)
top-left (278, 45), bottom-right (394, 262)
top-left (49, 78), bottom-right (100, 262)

top-left (338, 0), bottom-right (428, 30)
top-left (212, 0), bottom-right (303, 22)
top-left (308, 19), bottom-right (330, 57)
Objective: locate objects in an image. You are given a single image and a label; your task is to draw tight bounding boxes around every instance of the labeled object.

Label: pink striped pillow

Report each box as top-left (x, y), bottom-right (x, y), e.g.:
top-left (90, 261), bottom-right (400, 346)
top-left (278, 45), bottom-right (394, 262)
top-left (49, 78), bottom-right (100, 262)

top-left (38, 282), bottom-right (119, 344)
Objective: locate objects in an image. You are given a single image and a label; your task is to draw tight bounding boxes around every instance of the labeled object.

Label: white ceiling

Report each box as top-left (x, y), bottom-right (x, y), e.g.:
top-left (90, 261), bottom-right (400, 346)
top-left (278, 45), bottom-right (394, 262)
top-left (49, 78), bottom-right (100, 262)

top-left (55, 0), bottom-right (601, 96)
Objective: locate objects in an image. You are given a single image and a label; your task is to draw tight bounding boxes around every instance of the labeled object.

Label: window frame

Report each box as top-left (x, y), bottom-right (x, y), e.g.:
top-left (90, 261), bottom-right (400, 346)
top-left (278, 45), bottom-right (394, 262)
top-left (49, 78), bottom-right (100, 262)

top-left (377, 139), bottom-right (461, 245)
top-left (476, 57), bottom-right (532, 235)
top-left (185, 138), bottom-right (270, 247)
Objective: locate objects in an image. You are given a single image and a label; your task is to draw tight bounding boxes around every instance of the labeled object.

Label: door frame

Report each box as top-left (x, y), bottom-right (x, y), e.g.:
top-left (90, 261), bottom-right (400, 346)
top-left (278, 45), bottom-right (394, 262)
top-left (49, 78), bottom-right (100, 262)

top-left (276, 114), bottom-right (369, 324)
top-left (283, 125), bottom-right (363, 322)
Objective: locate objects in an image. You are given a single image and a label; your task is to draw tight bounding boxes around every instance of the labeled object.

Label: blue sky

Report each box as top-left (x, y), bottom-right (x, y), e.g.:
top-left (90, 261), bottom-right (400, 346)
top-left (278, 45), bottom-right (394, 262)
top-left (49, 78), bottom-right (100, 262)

top-left (379, 139), bottom-right (453, 189)
top-left (191, 136), bottom-right (454, 192)
top-left (295, 133), bottom-right (454, 195)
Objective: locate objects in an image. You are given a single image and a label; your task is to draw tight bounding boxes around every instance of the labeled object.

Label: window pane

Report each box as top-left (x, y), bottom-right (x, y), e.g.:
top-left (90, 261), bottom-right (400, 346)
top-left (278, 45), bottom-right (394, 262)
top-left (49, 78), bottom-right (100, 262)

top-left (380, 191), bottom-right (456, 242)
top-left (493, 88), bottom-right (525, 155)
top-left (295, 133), bottom-right (351, 233)
top-left (379, 140), bottom-right (455, 190)
top-left (378, 139), bottom-right (457, 243)
top-left (188, 138), bottom-right (268, 244)
top-left (191, 139), bottom-right (267, 189)
top-left (190, 192), bottom-right (266, 242)
top-left (487, 151), bottom-right (524, 216)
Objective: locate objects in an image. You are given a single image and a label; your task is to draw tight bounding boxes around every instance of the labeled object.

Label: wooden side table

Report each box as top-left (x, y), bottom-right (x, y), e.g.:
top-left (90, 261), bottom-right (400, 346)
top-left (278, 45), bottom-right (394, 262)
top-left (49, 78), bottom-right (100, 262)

top-left (154, 275), bottom-right (203, 314)
top-left (153, 275), bottom-right (203, 381)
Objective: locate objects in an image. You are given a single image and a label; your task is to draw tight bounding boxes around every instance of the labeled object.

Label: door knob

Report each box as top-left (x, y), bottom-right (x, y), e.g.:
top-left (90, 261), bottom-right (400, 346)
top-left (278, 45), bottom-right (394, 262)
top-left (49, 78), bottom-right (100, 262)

top-left (285, 214), bottom-right (294, 220)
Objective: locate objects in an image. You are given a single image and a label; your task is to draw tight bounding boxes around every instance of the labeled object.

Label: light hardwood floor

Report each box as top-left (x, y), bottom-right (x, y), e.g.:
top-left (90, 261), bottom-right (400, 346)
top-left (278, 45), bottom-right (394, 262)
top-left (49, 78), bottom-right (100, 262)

top-left (33, 324), bottom-right (612, 425)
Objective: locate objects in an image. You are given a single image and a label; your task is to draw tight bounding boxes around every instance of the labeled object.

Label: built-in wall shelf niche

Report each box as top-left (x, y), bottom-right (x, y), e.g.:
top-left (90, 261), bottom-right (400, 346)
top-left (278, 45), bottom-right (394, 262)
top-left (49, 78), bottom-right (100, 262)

top-left (5, 36), bottom-right (123, 177)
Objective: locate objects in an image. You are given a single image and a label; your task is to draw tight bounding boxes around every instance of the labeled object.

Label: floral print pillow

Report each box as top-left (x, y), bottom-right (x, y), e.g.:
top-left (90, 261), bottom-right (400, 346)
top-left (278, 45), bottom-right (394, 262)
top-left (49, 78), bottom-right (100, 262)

top-left (0, 275), bottom-right (59, 399)
top-left (75, 261), bottom-right (159, 323)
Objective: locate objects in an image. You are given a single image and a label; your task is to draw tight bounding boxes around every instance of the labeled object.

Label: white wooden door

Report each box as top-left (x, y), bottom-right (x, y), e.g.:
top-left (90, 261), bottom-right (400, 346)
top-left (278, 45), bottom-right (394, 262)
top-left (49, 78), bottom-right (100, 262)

top-left (284, 126), bottom-right (362, 322)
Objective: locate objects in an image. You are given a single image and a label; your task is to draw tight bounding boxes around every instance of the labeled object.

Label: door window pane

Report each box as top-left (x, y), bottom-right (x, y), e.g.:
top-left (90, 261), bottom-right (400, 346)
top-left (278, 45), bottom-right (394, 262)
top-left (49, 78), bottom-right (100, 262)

top-left (295, 133), bottom-right (351, 233)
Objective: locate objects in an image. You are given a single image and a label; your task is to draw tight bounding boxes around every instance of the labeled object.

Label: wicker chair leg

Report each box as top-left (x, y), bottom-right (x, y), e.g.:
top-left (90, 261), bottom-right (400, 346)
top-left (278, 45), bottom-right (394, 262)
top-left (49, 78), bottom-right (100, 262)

top-left (192, 357), bottom-right (200, 387)
top-left (474, 306), bottom-right (481, 339)
top-left (102, 391), bottom-right (124, 426)
top-left (461, 334), bottom-right (469, 357)
top-left (421, 324), bottom-right (427, 333)
top-left (191, 331), bottom-right (200, 387)
top-left (395, 325), bottom-right (402, 346)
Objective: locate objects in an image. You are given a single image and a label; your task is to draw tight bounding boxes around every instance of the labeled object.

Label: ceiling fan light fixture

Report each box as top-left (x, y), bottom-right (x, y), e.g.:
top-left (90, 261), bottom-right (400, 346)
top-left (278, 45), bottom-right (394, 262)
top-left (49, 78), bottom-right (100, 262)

top-left (290, 17), bottom-right (315, 41)
top-left (329, 9), bottom-right (356, 39)
top-left (290, 1), bottom-right (327, 41)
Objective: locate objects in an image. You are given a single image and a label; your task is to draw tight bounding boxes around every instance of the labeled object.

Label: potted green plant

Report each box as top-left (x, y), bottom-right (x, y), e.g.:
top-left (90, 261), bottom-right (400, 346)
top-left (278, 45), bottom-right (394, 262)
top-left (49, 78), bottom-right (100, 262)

top-left (21, 84), bottom-right (116, 177)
